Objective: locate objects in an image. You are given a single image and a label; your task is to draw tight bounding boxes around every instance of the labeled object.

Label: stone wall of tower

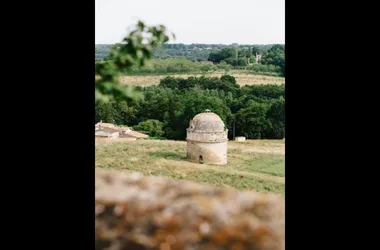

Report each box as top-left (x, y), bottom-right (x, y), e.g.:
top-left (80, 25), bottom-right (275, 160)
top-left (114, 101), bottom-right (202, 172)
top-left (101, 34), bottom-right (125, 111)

top-left (186, 129), bottom-right (228, 165)
top-left (186, 131), bottom-right (227, 143)
top-left (187, 141), bottom-right (227, 165)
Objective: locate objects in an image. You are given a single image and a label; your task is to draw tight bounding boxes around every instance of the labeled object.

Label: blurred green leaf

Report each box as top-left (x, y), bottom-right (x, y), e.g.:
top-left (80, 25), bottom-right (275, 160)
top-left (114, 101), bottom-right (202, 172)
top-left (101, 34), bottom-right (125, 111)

top-left (95, 21), bottom-right (175, 102)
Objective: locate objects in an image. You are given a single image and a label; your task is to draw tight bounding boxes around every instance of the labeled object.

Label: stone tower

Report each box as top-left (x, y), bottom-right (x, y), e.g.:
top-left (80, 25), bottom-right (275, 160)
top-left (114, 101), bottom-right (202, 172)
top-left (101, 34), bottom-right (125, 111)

top-left (255, 52), bottom-right (262, 63)
top-left (186, 109), bottom-right (228, 165)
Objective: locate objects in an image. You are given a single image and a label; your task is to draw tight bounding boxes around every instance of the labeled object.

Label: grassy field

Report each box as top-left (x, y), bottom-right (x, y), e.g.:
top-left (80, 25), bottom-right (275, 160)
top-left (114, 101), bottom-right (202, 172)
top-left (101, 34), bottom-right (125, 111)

top-left (118, 70), bottom-right (285, 87)
top-left (95, 139), bottom-right (285, 195)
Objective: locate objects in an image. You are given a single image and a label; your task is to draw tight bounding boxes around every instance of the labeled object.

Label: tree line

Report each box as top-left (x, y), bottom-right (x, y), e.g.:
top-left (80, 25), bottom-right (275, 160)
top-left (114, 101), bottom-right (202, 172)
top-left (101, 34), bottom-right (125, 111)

top-left (95, 75), bottom-right (284, 140)
top-left (121, 57), bottom-right (282, 76)
top-left (208, 45), bottom-right (285, 76)
top-left (96, 43), bottom-right (277, 62)
top-left (96, 44), bottom-right (284, 76)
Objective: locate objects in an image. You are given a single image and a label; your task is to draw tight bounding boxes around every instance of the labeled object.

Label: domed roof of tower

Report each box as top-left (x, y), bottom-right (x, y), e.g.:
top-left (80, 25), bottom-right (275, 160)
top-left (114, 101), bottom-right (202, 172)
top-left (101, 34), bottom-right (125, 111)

top-left (188, 109), bottom-right (226, 132)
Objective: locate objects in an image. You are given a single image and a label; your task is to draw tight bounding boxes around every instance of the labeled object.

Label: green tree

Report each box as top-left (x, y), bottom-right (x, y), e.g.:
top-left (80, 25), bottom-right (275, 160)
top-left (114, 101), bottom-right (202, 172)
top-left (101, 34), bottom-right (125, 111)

top-left (260, 44), bottom-right (285, 76)
top-left (159, 76), bottom-right (180, 89)
top-left (237, 58), bottom-right (247, 66)
top-left (249, 55), bottom-right (256, 64)
top-left (94, 22), bottom-right (285, 141)
top-left (220, 75), bottom-right (237, 85)
top-left (112, 101), bottom-right (138, 125)
top-left (251, 46), bottom-right (261, 56)
top-left (264, 97), bottom-right (285, 138)
top-left (200, 64), bottom-right (216, 73)
top-left (216, 61), bottom-right (232, 72)
top-left (224, 57), bottom-right (238, 66)
top-left (235, 102), bottom-right (271, 139)
top-left (133, 119), bottom-right (164, 137)
top-left (95, 101), bottom-right (118, 123)
top-left (208, 48), bottom-right (235, 63)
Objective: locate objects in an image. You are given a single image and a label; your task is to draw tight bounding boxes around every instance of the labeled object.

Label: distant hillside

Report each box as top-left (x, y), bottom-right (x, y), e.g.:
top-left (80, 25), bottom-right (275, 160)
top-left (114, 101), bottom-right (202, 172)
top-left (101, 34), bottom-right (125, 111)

top-left (95, 43), bottom-right (278, 62)
top-left (95, 44), bottom-right (111, 61)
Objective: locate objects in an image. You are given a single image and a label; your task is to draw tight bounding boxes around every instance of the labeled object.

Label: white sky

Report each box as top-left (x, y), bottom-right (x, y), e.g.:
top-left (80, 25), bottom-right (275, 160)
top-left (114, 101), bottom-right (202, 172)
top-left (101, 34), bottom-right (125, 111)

top-left (95, 0), bottom-right (284, 45)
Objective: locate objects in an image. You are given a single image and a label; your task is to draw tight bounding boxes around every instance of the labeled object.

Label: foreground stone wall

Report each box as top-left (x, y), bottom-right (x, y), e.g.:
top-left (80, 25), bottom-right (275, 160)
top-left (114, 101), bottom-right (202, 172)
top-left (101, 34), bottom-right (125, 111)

top-left (95, 169), bottom-right (285, 250)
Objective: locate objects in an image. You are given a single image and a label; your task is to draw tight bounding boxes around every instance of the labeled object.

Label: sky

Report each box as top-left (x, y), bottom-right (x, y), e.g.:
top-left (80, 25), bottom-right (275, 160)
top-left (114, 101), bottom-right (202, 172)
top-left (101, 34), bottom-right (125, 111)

top-left (95, 0), bottom-right (284, 45)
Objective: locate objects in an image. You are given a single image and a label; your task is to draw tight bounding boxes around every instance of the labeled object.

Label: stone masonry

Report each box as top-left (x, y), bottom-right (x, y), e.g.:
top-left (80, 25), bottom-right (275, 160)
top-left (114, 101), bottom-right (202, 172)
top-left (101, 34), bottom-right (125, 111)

top-left (95, 169), bottom-right (285, 250)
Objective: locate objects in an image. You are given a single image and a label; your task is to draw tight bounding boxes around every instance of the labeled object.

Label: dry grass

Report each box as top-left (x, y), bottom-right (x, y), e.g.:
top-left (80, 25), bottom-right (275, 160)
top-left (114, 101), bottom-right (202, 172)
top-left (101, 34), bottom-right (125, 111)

top-left (118, 71), bottom-right (285, 87)
top-left (95, 139), bottom-right (285, 194)
top-left (229, 140), bottom-right (285, 155)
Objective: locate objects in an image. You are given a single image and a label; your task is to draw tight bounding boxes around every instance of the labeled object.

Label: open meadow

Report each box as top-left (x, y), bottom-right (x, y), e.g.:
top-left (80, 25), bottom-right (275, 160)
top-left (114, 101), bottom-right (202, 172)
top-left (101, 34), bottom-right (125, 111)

top-left (118, 71), bottom-right (285, 87)
top-left (95, 139), bottom-right (285, 195)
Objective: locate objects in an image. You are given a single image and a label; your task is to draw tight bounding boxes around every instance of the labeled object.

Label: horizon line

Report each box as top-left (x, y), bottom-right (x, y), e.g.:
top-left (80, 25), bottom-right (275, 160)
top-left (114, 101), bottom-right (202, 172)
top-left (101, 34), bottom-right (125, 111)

top-left (95, 43), bottom-right (285, 45)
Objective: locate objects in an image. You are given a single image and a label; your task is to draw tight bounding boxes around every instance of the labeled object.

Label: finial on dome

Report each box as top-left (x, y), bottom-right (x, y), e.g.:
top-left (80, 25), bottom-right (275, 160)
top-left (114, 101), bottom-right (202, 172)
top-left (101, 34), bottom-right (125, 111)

top-left (205, 109), bottom-right (211, 113)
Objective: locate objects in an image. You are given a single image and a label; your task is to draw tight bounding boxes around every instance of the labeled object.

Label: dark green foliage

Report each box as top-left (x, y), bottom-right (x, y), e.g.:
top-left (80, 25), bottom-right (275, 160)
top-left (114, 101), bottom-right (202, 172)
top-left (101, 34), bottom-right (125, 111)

top-left (158, 75), bottom-right (240, 94)
top-left (250, 46), bottom-right (263, 56)
top-left (159, 76), bottom-right (180, 89)
top-left (96, 43), bottom-right (284, 76)
top-left (220, 75), bottom-right (237, 85)
top-left (95, 23), bottom-right (285, 141)
top-left (241, 84), bottom-right (285, 100)
top-left (237, 58), bottom-right (248, 66)
top-left (208, 48), bottom-right (235, 63)
top-left (224, 57), bottom-right (237, 66)
top-left (95, 75), bottom-right (285, 140)
top-left (133, 119), bottom-right (164, 137)
top-left (260, 44), bottom-right (285, 76)
top-left (264, 97), bottom-right (285, 138)
top-left (112, 101), bottom-right (139, 125)
top-left (95, 100), bottom-right (138, 125)
top-left (235, 102), bottom-right (271, 139)
top-left (95, 101), bottom-right (118, 123)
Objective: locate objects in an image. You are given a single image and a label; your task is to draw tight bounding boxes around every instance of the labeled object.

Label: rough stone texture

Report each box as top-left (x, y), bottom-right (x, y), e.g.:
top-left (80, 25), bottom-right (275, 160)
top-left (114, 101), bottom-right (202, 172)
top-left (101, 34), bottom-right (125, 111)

top-left (186, 111), bottom-right (228, 165)
top-left (186, 131), bottom-right (227, 143)
top-left (95, 169), bottom-right (285, 250)
top-left (187, 141), bottom-right (227, 165)
top-left (190, 112), bottom-right (226, 133)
